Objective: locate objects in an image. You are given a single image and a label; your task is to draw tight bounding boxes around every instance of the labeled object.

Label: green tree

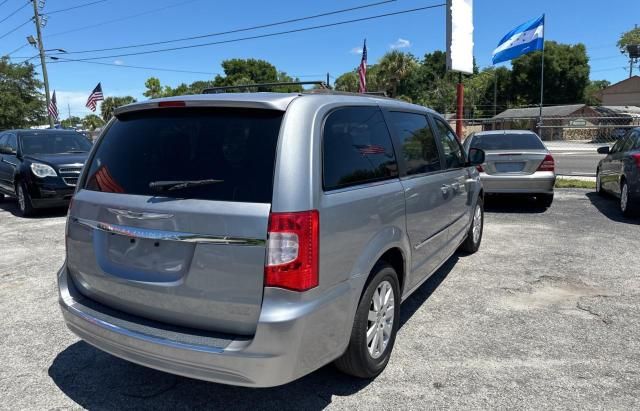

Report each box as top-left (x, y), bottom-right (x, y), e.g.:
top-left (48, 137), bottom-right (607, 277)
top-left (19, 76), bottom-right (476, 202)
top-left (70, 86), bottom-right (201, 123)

top-left (511, 41), bottom-right (590, 106)
top-left (376, 51), bottom-right (418, 97)
top-left (213, 59), bottom-right (302, 92)
top-left (60, 116), bottom-right (81, 129)
top-left (583, 80), bottom-right (611, 105)
top-left (143, 77), bottom-right (163, 99)
top-left (100, 96), bottom-right (137, 122)
top-left (0, 57), bottom-right (45, 129)
top-left (617, 26), bottom-right (640, 58)
top-left (82, 114), bottom-right (105, 131)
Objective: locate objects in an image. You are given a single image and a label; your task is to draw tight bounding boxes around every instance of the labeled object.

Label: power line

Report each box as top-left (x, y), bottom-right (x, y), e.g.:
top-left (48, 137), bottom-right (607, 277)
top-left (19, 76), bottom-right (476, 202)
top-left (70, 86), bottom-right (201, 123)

top-left (5, 42), bottom-right (29, 56)
top-left (53, 0), bottom-right (397, 55)
top-left (0, 17), bottom-right (31, 41)
top-left (51, 56), bottom-right (219, 75)
top-left (0, 0), bottom-right (14, 9)
top-left (43, 0), bottom-right (107, 15)
top-left (0, 0), bottom-right (29, 25)
top-left (48, 3), bottom-right (446, 62)
top-left (46, 0), bottom-right (203, 38)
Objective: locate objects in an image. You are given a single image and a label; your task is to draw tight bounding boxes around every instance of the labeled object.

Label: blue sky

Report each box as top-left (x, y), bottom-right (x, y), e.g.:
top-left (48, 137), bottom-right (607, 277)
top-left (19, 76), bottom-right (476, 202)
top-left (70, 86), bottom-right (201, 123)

top-left (1, 0), bottom-right (638, 117)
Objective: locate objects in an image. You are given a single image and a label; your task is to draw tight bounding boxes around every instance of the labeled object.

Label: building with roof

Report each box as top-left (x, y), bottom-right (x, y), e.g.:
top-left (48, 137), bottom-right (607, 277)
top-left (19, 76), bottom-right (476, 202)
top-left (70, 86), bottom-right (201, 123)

top-left (597, 76), bottom-right (640, 107)
top-left (487, 104), bottom-right (640, 141)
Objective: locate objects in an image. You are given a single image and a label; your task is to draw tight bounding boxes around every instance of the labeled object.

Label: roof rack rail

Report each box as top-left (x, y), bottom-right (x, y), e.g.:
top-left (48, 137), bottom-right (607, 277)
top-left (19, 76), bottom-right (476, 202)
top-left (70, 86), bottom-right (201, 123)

top-left (202, 81), bottom-right (329, 94)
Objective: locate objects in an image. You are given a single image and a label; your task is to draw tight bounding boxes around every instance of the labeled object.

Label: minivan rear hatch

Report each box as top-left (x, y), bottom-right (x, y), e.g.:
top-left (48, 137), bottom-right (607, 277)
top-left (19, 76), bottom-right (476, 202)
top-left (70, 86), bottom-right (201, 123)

top-left (66, 107), bottom-right (283, 335)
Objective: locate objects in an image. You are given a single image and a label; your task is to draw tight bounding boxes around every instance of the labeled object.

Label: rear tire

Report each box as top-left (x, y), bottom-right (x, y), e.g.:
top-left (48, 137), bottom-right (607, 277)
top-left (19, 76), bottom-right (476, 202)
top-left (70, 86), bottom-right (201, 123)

top-left (335, 263), bottom-right (400, 379)
top-left (460, 198), bottom-right (483, 254)
top-left (16, 182), bottom-right (34, 217)
top-left (536, 193), bottom-right (554, 208)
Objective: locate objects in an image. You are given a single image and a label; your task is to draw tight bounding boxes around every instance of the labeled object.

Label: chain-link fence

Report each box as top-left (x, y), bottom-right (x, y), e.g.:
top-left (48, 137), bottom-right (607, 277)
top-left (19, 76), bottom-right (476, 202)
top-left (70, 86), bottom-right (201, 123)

top-left (448, 115), bottom-right (640, 176)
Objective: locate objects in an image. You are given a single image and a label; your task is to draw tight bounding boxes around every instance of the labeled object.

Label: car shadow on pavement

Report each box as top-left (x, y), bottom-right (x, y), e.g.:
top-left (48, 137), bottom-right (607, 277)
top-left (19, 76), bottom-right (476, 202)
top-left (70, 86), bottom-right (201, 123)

top-left (0, 198), bottom-right (67, 219)
top-left (47, 257), bottom-right (457, 410)
top-left (586, 192), bottom-right (640, 225)
top-left (483, 195), bottom-right (548, 214)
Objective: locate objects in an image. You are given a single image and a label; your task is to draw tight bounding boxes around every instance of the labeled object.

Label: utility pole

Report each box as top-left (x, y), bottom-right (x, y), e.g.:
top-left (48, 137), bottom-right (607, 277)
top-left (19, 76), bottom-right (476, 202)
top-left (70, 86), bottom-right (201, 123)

top-left (31, 0), bottom-right (54, 128)
top-left (68, 103), bottom-right (71, 121)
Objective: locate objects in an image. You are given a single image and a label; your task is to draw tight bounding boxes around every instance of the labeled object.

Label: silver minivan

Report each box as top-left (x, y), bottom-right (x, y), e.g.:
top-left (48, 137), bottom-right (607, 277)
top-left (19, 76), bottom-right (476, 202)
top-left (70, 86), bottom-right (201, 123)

top-left (58, 91), bottom-right (485, 387)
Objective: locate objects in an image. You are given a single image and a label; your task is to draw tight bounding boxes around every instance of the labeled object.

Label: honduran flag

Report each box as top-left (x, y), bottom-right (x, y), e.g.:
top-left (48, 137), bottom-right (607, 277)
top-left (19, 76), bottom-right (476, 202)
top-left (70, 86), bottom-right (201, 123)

top-left (492, 15), bottom-right (544, 64)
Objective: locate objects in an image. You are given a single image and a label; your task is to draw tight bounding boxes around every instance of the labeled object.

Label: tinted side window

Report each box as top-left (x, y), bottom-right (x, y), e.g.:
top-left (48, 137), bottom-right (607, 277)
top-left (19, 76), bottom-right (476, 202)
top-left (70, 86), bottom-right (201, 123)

top-left (631, 132), bottom-right (640, 150)
top-left (433, 118), bottom-right (465, 168)
top-left (621, 135), bottom-right (635, 152)
top-left (323, 107), bottom-right (398, 190)
top-left (611, 137), bottom-right (628, 154)
top-left (6, 134), bottom-right (17, 151)
top-left (0, 135), bottom-right (7, 148)
top-left (388, 112), bottom-right (441, 175)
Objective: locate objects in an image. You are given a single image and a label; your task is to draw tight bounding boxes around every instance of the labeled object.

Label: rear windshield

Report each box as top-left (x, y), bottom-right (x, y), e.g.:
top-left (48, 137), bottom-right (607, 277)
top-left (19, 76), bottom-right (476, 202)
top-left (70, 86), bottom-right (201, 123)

top-left (21, 132), bottom-right (92, 155)
top-left (83, 108), bottom-right (283, 203)
top-left (470, 133), bottom-right (545, 151)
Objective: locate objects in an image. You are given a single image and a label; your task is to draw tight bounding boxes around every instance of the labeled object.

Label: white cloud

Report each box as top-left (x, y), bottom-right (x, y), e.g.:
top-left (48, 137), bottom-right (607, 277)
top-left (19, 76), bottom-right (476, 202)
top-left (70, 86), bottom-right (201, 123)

top-left (113, 59), bottom-right (124, 65)
top-left (390, 38), bottom-right (411, 49)
top-left (350, 47), bottom-right (363, 55)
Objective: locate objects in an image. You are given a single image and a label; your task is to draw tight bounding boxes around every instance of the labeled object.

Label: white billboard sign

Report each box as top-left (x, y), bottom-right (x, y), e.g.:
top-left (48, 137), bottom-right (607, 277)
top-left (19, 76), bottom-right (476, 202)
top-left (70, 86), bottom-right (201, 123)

top-left (446, 0), bottom-right (474, 74)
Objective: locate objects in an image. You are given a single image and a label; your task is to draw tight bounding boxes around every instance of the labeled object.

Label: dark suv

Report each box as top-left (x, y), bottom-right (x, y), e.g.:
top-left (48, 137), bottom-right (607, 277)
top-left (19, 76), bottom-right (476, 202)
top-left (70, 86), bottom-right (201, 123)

top-left (0, 129), bottom-right (92, 216)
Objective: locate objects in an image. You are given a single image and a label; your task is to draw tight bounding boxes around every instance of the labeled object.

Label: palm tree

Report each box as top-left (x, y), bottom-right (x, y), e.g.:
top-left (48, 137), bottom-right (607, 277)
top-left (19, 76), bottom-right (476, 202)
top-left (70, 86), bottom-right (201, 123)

top-left (376, 51), bottom-right (418, 97)
top-left (100, 96), bottom-right (137, 122)
top-left (82, 114), bottom-right (105, 131)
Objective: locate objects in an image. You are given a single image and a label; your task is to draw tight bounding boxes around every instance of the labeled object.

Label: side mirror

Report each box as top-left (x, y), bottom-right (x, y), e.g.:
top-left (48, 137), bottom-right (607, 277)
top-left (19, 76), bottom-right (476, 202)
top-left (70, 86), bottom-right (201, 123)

top-left (0, 145), bottom-right (15, 155)
top-left (468, 148), bottom-right (485, 166)
top-left (597, 146), bottom-right (610, 155)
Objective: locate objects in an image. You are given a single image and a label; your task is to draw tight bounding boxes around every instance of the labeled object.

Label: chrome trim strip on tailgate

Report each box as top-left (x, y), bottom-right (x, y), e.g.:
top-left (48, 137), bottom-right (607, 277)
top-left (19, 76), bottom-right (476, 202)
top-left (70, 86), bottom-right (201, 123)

top-left (71, 217), bottom-right (265, 246)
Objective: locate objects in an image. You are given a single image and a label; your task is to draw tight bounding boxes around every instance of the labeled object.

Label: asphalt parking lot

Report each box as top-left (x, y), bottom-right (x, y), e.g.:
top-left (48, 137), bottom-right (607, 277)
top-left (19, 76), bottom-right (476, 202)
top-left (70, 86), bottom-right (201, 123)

top-left (1, 189), bottom-right (639, 410)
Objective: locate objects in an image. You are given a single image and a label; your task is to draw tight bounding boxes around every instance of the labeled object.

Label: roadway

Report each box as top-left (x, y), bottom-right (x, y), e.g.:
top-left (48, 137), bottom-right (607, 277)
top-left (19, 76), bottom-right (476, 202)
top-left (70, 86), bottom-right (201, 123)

top-left (545, 142), bottom-right (608, 177)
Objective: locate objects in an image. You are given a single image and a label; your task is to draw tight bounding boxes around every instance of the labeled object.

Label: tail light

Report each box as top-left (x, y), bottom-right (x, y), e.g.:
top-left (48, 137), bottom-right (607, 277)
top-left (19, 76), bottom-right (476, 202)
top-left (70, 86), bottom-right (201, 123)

top-left (265, 210), bottom-right (319, 291)
top-left (632, 153), bottom-right (640, 168)
top-left (158, 101), bottom-right (186, 108)
top-left (537, 154), bottom-right (555, 172)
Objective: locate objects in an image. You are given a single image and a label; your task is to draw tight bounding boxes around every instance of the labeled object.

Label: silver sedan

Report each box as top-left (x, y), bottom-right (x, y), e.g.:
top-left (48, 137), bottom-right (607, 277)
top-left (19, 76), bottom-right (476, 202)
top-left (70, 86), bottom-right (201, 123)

top-left (464, 130), bottom-right (556, 207)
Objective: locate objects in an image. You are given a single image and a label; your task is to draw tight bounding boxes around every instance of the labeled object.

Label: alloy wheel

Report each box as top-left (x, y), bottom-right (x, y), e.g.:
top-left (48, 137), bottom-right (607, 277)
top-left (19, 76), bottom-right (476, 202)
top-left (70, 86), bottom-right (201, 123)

top-left (472, 204), bottom-right (482, 244)
top-left (17, 185), bottom-right (25, 212)
top-left (367, 280), bottom-right (395, 359)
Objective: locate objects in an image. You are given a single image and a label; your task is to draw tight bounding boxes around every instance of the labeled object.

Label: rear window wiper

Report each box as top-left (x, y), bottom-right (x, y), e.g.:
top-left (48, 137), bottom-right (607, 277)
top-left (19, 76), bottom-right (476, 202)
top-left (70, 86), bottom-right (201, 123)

top-left (149, 179), bottom-right (224, 192)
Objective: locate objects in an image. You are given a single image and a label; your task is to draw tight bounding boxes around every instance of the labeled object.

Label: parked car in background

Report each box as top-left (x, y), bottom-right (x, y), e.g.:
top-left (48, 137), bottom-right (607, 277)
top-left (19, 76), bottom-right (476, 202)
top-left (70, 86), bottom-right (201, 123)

top-left (596, 127), bottom-right (640, 216)
top-left (463, 130), bottom-right (555, 207)
top-left (0, 129), bottom-right (91, 216)
top-left (58, 91), bottom-right (486, 387)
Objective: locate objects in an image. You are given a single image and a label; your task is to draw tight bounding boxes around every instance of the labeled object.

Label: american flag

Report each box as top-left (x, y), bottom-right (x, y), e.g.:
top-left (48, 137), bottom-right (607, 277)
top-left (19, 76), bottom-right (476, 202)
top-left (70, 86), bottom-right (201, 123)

top-left (358, 39), bottom-right (367, 93)
top-left (356, 144), bottom-right (386, 155)
top-left (85, 82), bottom-right (104, 112)
top-left (48, 90), bottom-right (59, 122)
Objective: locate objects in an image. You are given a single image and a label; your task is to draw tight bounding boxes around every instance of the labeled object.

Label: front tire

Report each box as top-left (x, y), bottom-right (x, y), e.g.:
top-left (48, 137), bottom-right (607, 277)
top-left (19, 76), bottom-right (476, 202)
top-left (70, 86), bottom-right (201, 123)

top-left (16, 182), bottom-right (34, 217)
top-left (335, 263), bottom-right (400, 379)
top-left (460, 198), bottom-right (483, 254)
top-left (620, 181), bottom-right (637, 217)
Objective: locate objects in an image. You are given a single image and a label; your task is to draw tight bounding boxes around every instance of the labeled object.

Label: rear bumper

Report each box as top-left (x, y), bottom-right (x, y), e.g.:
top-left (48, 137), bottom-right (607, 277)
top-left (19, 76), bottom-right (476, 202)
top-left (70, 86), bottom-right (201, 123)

top-left (57, 264), bottom-right (354, 387)
top-left (480, 171), bottom-right (555, 194)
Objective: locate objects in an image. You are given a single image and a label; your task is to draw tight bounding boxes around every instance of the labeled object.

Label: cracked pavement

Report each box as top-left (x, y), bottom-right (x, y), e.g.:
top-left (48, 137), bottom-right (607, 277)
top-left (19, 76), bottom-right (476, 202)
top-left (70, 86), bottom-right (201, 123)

top-left (0, 189), bottom-right (639, 410)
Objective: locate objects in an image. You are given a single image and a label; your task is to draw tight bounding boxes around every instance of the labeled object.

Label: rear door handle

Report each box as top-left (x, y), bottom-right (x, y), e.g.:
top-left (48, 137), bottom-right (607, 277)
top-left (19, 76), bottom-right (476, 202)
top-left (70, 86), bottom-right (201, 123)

top-left (440, 184), bottom-right (450, 195)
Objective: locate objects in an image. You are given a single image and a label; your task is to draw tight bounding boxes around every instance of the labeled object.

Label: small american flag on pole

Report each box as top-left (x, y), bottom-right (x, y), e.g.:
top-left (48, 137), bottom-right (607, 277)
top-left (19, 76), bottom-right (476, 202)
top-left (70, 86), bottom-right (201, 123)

top-left (85, 83), bottom-right (104, 112)
top-left (48, 90), bottom-right (59, 122)
top-left (357, 39), bottom-right (367, 93)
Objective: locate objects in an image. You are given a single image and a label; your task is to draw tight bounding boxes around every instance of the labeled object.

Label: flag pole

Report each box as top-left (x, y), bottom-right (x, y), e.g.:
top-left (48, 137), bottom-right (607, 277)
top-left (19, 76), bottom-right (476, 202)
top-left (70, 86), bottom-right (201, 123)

top-left (538, 13), bottom-right (545, 133)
